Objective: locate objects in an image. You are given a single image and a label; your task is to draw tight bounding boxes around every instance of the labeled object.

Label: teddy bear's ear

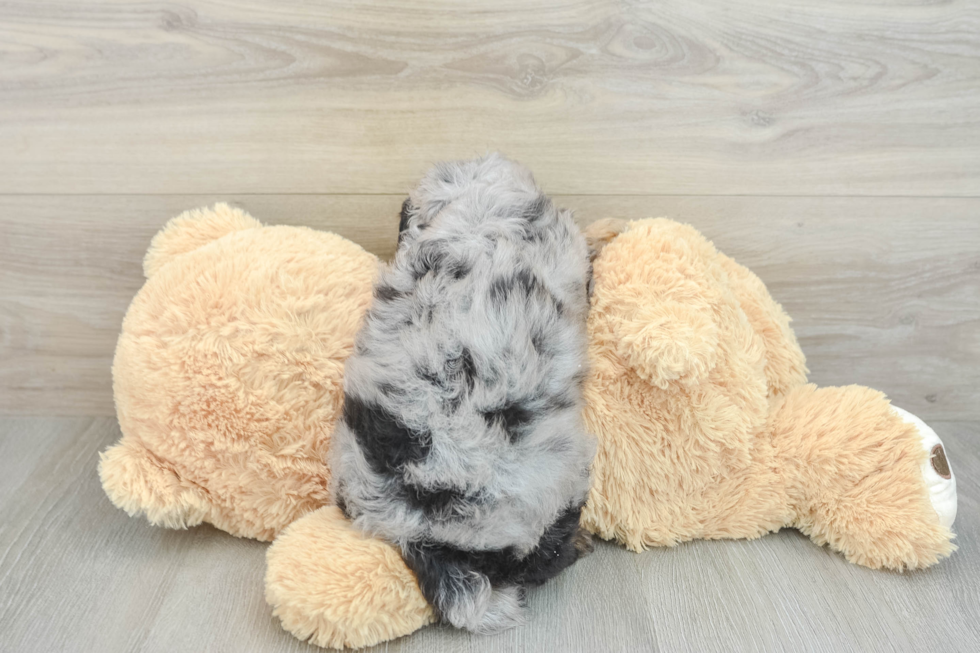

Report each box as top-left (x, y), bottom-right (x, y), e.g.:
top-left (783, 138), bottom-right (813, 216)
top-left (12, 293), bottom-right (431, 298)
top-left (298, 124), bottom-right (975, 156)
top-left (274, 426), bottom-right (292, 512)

top-left (609, 298), bottom-right (720, 389)
top-left (592, 219), bottom-right (721, 389)
top-left (143, 203), bottom-right (262, 279)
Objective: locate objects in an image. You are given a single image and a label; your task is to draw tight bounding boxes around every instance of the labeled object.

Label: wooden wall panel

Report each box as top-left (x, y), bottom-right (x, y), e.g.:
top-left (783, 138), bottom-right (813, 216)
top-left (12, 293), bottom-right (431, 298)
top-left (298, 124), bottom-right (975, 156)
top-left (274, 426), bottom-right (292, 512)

top-left (2, 195), bottom-right (976, 418)
top-left (0, 1), bottom-right (978, 195)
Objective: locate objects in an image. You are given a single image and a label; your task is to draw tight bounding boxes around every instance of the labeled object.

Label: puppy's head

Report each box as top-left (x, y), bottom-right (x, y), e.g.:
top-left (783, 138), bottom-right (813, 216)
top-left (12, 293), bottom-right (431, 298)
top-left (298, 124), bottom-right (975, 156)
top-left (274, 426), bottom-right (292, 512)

top-left (397, 153), bottom-right (540, 248)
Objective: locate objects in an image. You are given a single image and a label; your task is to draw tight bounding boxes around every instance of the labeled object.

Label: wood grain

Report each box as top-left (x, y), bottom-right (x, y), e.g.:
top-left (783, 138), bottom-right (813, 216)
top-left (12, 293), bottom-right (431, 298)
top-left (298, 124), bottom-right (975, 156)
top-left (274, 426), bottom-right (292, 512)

top-left (0, 417), bottom-right (977, 652)
top-left (0, 1), bottom-right (978, 195)
top-left (1, 2), bottom-right (977, 651)
top-left (2, 194), bottom-right (977, 418)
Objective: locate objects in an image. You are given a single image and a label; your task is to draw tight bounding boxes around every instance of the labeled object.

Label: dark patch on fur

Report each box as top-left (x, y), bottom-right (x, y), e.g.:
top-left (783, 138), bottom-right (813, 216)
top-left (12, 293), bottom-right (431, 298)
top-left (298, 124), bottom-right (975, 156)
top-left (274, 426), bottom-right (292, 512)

top-left (488, 276), bottom-right (510, 304)
top-left (447, 259), bottom-right (472, 280)
top-left (546, 394), bottom-right (576, 412)
top-left (399, 199), bottom-right (412, 232)
top-left (482, 400), bottom-right (536, 442)
top-left (444, 392), bottom-right (463, 413)
top-left (483, 232), bottom-right (500, 251)
top-left (531, 330), bottom-right (548, 356)
top-left (378, 382), bottom-right (405, 397)
top-left (416, 365), bottom-right (444, 390)
top-left (411, 241), bottom-right (470, 282)
top-left (335, 491), bottom-right (351, 519)
top-left (418, 348), bottom-right (478, 413)
top-left (521, 195), bottom-right (550, 223)
top-left (343, 394), bottom-right (431, 474)
top-left (427, 200), bottom-right (447, 219)
top-left (401, 502), bottom-right (589, 621)
top-left (401, 543), bottom-right (492, 625)
top-left (515, 268), bottom-right (538, 294)
top-left (489, 268), bottom-right (539, 305)
top-left (419, 350), bottom-right (477, 390)
top-left (412, 241), bottom-right (447, 279)
top-left (405, 482), bottom-right (468, 518)
top-left (517, 504), bottom-right (591, 586)
top-left (375, 284), bottom-right (404, 302)
top-left (397, 199), bottom-right (413, 246)
top-left (488, 269), bottom-right (568, 317)
top-left (456, 348), bottom-right (477, 392)
top-left (516, 196), bottom-right (554, 241)
top-left (586, 260), bottom-right (595, 300)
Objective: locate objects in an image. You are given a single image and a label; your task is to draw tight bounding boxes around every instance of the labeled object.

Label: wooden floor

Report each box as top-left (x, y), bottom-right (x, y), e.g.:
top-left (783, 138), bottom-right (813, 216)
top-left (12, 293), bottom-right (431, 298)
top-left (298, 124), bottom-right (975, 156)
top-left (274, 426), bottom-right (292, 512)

top-left (1, 1), bottom-right (978, 651)
top-left (1, 417), bottom-right (979, 652)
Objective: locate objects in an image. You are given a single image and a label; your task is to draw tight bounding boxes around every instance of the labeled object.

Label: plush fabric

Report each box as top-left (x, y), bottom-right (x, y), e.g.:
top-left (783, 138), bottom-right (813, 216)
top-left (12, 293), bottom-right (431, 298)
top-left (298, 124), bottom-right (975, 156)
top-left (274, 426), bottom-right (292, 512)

top-left (265, 506), bottom-right (435, 650)
top-left (100, 204), bottom-right (377, 541)
top-left (102, 209), bottom-right (956, 650)
top-left (770, 384), bottom-right (954, 570)
top-left (580, 220), bottom-right (953, 568)
top-left (333, 155), bottom-right (596, 633)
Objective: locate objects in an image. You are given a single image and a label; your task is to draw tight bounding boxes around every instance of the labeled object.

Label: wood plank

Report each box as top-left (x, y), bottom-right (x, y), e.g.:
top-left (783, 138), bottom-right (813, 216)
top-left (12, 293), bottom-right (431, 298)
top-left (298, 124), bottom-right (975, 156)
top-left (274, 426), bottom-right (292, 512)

top-left (0, 417), bottom-right (977, 652)
top-left (1, 1), bottom-right (978, 195)
top-left (565, 195), bottom-right (980, 421)
top-left (2, 194), bottom-right (977, 418)
top-left (0, 418), bottom-right (314, 653)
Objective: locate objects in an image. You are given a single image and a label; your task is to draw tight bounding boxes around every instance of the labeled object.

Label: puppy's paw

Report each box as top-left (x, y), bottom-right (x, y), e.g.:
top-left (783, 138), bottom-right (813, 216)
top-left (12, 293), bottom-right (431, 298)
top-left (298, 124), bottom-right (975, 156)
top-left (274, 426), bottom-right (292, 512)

top-left (475, 585), bottom-right (526, 635)
top-left (440, 574), bottom-right (525, 634)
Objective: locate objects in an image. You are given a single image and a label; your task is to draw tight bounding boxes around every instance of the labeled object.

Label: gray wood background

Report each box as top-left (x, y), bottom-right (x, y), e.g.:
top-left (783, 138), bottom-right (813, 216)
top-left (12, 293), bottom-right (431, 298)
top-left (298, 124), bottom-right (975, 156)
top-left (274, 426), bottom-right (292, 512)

top-left (2, 419), bottom-right (978, 652)
top-left (0, 1), bottom-right (977, 651)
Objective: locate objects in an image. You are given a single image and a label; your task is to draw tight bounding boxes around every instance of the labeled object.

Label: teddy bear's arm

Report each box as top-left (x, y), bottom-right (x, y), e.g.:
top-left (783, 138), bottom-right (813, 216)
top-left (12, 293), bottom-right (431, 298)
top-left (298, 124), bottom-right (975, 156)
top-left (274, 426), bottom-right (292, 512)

top-left (98, 438), bottom-right (211, 530)
top-left (715, 255), bottom-right (808, 396)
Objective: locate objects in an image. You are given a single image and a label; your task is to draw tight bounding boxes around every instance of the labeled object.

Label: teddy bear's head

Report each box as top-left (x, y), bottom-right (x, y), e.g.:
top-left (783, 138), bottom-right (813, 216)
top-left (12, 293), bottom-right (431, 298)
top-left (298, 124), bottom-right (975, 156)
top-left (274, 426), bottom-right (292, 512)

top-left (580, 218), bottom-right (808, 550)
top-left (100, 204), bottom-right (378, 540)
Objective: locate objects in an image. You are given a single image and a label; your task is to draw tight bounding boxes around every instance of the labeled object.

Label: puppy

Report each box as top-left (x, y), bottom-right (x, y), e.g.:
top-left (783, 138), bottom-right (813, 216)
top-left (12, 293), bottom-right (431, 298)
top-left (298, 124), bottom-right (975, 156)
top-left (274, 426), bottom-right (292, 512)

top-left (331, 154), bottom-right (595, 633)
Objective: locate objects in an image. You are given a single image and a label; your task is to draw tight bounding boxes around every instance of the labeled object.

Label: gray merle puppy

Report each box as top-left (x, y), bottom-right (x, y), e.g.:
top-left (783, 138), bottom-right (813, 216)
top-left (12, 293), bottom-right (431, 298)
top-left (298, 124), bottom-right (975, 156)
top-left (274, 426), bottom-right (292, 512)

top-left (331, 154), bottom-right (595, 633)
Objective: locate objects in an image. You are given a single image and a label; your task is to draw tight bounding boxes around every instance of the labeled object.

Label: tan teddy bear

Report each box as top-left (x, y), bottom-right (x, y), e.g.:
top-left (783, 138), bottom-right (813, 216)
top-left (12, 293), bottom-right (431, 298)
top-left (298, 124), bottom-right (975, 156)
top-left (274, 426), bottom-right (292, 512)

top-left (100, 206), bottom-right (957, 649)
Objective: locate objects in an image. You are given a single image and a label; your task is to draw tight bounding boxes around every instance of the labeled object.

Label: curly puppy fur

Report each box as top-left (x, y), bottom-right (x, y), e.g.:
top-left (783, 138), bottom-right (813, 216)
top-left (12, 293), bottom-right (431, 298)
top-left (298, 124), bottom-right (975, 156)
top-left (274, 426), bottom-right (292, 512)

top-left (331, 154), bottom-right (595, 633)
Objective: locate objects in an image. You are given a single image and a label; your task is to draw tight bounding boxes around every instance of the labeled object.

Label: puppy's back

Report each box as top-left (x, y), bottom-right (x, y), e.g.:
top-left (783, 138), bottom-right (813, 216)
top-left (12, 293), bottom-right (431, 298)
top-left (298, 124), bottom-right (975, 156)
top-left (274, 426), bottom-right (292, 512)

top-left (333, 154), bottom-right (594, 632)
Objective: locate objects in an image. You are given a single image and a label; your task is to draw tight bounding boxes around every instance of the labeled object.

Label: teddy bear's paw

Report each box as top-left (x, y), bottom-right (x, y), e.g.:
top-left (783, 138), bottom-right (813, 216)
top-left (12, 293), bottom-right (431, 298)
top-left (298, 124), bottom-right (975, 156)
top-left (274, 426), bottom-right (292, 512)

top-left (891, 406), bottom-right (957, 530)
top-left (265, 506), bottom-right (435, 649)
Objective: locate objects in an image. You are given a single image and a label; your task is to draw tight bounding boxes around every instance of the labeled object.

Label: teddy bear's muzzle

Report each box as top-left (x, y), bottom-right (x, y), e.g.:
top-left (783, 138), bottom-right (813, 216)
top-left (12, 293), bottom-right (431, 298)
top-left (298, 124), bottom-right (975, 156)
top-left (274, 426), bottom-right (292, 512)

top-left (891, 405), bottom-right (958, 531)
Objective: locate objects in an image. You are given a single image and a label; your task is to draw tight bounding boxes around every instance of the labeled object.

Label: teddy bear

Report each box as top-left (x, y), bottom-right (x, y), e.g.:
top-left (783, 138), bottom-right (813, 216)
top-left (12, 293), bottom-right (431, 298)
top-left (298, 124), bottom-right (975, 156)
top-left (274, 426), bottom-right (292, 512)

top-left (100, 204), bottom-right (957, 649)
